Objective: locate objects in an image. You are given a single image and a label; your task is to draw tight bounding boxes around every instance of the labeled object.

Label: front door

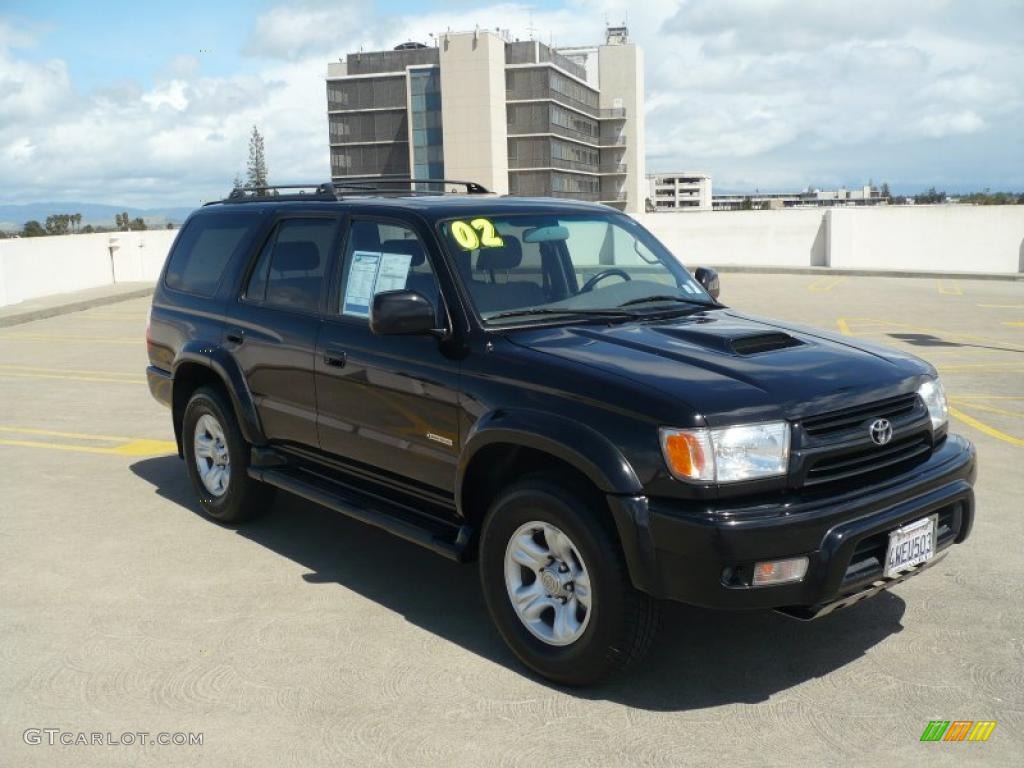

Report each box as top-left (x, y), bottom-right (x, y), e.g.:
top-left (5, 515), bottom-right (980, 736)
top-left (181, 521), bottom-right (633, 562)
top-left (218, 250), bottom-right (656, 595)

top-left (315, 217), bottom-right (461, 493)
top-left (228, 214), bottom-right (340, 448)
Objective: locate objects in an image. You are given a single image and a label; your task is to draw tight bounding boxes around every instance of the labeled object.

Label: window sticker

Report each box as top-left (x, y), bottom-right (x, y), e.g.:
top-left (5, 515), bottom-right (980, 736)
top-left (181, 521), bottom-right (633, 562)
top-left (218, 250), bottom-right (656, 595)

top-left (450, 218), bottom-right (504, 250)
top-left (342, 250), bottom-right (413, 317)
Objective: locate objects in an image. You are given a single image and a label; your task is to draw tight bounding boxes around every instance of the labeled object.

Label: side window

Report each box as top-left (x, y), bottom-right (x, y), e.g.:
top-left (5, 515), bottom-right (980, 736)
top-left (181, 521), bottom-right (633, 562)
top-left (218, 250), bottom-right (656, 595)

top-left (338, 220), bottom-right (440, 318)
top-left (164, 213), bottom-right (256, 296)
top-left (244, 218), bottom-right (336, 313)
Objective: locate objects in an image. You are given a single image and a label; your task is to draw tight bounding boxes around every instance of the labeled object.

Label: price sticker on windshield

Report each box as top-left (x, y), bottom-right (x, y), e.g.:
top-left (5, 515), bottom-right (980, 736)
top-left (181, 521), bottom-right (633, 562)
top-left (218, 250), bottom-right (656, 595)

top-left (450, 219), bottom-right (504, 250)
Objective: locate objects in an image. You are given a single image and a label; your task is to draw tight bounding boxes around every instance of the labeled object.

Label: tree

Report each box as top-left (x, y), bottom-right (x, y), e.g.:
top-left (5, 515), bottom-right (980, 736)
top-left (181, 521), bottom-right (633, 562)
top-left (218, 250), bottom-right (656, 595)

top-left (232, 173), bottom-right (245, 192)
top-left (166, 222), bottom-right (175, 230)
top-left (246, 126), bottom-right (268, 188)
top-left (45, 214), bottom-right (72, 235)
top-left (22, 220), bottom-right (46, 237)
top-left (129, 217), bottom-right (147, 231)
top-left (114, 212), bottom-right (132, 231)
top-left (880, 182), bottom-right (891, 199)
top-left (740, 196), bottom-right (754, 210)
top-left (82, 224), bottom-right (95, 234)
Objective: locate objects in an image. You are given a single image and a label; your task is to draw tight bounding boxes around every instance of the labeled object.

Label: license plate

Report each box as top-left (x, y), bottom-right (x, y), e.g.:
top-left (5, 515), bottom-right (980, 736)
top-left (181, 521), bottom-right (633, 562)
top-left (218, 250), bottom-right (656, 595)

top-left (884, 515), bottom-right (937, 578)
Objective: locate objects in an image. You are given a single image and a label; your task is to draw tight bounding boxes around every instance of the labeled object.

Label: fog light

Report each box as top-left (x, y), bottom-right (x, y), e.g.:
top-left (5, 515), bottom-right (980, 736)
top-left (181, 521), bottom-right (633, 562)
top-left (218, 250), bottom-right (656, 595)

top-left (752, 557), bottom-right (808, 586)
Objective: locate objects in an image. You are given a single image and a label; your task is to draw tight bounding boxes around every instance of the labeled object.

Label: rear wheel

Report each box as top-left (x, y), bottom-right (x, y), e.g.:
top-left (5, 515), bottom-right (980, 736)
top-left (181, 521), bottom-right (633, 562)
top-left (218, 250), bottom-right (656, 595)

top-left (479, 475), bottom-right (660, 685)
top-left (182, 387), bottom-right (272, 523)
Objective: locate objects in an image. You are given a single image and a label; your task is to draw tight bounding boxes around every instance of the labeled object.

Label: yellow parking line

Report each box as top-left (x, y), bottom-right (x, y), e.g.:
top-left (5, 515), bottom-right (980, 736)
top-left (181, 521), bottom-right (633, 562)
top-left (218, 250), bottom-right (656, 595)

top-left (953, 402), bottom-right (1024, 419)
top-left (949, 406), bottom-right (1024, 447)
top-left (0, 425), bottom-right (137, 441)
top-left (0, 333), bottom-right (139, 344)
top-left (0, 438), bottom-right (175, 456)
top-left (0, 426), bottom-right (175, 456)
top-left (978, 304), bottom-right (1024, 309)
top-left (836, 318), bottom-right (852, 336)
top-left (1003, 321), bottom-right (1024, 328)
top-left (0, 371), bottom-right (144, 384)
top-left (808, 276), bottom-right (846, 292)
top-left (936, 279), bottom-right (963, 295)
top-left (950, 395), bottom-right (1024, 401)
top-left (939, 363), bottom-right (1024, 372)
top-left (0, 364), bottom-right (140, 378)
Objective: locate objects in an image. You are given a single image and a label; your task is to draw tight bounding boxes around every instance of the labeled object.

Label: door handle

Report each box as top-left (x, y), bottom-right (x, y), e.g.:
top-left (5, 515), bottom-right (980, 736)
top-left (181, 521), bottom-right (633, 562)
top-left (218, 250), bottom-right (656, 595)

top-left (225, 328), bottom-right (245, 345)
top-left (323, 349), bottom-right (347, 367)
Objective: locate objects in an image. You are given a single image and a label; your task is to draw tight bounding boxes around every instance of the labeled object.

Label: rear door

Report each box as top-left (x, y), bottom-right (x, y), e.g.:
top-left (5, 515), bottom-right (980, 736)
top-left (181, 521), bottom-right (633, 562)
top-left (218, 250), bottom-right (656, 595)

top-left (315, 217), bottom-right (461, 493)
top-left (227, 213), bottom-right (342, 448)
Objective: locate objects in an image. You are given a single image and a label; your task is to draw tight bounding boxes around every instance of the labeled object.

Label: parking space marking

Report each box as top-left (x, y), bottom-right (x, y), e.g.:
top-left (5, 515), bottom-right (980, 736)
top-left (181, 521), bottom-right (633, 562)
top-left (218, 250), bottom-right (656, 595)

top-left (0, 364), bottom-right (144, 384)
top-left (939, 362), bottom-right (1024, 373)
top-left (948, 406), bottom-right (1024, 447)
top-left (0, 426), bottom-right (175, 456)
top-left (978, 303), bottom-right (1024, 309)
top-left (836, 318), bottom-right (852, 336)
top-left (936, 279), bottom-right (963, 295)
top-left (807, 276), bottom-right (846, 292)
top-left (1002, 321), bottom-right (1024, 328)
top-left (841, 317), bottom-right (1024, 352)
top-left (0, 333), bottom-right (139, 344)
top-left (951, 401), bottom-right (1023, 419)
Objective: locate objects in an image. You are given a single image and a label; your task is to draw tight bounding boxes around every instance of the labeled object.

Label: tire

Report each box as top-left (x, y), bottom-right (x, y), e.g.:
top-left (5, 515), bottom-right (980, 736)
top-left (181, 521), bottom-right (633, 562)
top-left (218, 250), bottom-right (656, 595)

top-left (479, 474), bottom-right (660, 685)
top-left (181, 386), bottom-right (272, 524)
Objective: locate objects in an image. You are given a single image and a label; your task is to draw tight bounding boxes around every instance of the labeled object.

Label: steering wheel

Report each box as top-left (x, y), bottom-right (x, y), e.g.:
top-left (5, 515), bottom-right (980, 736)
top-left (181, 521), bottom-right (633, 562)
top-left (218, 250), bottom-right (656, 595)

top-left (580, 268), bottom-right (632, 293)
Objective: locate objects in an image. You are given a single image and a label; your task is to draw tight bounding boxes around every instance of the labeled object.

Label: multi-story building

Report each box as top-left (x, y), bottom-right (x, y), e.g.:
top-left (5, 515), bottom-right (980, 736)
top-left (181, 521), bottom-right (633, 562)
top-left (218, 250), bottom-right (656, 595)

top-left (647, 172), bottom-right (712, 211)
top-left (325, 26), bottom-right (645, 211)
top-left (713, 185), bottom-right (886, 210)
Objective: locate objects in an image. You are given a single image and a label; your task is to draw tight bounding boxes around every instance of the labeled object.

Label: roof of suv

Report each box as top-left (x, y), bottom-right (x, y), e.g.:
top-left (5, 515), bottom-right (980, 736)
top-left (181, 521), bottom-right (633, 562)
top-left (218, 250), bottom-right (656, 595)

top-left (202, 183), bottom-right (618, 223)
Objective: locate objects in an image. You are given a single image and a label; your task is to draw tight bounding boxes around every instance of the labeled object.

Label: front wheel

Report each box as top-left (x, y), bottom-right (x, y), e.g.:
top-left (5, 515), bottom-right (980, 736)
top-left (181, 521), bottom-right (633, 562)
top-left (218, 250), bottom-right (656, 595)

top-left (181, 387), bottom-right (272, 524)
top-left (479, 475), bottom-right (660, 685)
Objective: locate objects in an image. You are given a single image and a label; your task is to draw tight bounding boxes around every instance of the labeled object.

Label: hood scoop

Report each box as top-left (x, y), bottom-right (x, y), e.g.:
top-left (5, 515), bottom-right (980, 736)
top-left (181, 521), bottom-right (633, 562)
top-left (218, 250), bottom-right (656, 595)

top-left (729, 332), bottom-right (804, 356)
top-left (652, 324), bottom-right (805, 356)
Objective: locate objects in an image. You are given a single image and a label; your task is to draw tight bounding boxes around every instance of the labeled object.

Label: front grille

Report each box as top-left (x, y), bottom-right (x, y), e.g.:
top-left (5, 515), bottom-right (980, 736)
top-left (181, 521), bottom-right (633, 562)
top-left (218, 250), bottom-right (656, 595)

top-left (803, 434), bottom-right (932, 486)
top-left (842, 503), bottom-right (962, 585)
top-left (803, 393), bottom-right (919, 439)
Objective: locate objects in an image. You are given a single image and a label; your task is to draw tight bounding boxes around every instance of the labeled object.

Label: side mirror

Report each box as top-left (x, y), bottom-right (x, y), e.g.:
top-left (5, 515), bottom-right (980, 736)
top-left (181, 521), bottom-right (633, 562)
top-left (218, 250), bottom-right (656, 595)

top-left (370, 290), bottom-right (442, 336)
top-left (693, 267), bottom-right (720, 300)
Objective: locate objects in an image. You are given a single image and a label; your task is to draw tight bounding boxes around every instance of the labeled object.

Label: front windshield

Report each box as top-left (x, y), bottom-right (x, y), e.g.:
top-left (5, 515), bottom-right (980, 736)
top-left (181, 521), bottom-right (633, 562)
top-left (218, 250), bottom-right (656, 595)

top-left (438, 212), bottom-right (713, 325)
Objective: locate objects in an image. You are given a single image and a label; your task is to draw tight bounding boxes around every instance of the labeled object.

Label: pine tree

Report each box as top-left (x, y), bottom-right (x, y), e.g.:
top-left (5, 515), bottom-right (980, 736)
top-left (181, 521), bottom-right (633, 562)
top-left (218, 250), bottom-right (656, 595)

top-left (246, 126), bottom-right (268, 189)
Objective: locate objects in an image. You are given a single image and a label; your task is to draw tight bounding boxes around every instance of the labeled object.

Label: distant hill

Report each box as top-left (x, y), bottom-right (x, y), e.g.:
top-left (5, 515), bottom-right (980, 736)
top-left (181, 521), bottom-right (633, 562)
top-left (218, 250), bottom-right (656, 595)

top-left (0, 202), bottom-right (196, 231)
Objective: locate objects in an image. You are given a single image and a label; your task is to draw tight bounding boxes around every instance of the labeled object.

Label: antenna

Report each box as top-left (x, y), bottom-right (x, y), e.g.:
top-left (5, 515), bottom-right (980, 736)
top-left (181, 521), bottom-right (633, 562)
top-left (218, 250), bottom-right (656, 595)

top-left (526, 11), bottom-right (536, 40)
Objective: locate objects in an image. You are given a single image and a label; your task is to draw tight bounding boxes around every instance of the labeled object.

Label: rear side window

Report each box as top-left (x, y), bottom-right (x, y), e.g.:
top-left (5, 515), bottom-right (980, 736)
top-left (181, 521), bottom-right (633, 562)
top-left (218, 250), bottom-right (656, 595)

top-left (245, 218), bottom-right (337, 313)
top-left (164, 213), bottom-right (256, 296)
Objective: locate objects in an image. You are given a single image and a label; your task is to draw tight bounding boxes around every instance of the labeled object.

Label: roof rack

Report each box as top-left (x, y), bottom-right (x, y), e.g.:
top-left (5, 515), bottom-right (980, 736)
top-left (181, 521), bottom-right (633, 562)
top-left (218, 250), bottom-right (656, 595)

top-left (215, 178), bottom-right (490, 205)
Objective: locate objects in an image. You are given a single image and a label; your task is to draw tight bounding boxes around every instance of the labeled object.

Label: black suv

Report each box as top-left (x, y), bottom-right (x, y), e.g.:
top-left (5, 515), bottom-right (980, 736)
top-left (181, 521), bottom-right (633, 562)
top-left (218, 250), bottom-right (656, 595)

top-left (147, 181), bottom-right (976, 684)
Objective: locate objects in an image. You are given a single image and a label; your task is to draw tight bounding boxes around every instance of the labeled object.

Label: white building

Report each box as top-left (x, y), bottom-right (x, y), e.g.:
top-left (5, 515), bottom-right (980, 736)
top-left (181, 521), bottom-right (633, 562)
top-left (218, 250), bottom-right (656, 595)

top-left (647, 172), bottom-right (712, 211)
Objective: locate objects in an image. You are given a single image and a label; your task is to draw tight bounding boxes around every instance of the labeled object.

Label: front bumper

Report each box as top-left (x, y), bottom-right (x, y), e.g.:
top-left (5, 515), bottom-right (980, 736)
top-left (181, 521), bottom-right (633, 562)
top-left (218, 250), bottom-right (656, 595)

top-left (609, 434), bottom-right (976, 614)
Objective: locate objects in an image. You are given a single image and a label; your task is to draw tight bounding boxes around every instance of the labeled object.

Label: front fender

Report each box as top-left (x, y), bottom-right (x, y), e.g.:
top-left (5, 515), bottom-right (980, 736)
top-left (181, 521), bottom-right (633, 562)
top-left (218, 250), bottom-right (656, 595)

top-left (173, 341), bottom-right (266, 446)
top-left (457, 408), bottom-right (643, 503)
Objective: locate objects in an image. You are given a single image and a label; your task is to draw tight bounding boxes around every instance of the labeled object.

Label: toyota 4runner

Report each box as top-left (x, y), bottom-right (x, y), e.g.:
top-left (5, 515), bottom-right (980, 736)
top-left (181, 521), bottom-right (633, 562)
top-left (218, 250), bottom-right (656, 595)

top-left (147, 180), bottom-right (976, 684)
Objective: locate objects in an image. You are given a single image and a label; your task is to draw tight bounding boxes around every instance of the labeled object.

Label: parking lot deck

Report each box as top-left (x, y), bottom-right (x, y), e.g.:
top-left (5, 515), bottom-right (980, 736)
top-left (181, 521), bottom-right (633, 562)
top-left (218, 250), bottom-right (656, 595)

top-left (1, 274), bottom-right (1021, 766)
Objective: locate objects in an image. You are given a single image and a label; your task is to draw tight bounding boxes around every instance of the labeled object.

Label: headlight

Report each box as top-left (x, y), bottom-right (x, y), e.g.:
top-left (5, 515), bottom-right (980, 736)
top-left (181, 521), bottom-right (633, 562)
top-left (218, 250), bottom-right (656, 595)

top-left (918, 377), bottom-right (948, 431)
top-left (660, 421), bottom-right (791, 483)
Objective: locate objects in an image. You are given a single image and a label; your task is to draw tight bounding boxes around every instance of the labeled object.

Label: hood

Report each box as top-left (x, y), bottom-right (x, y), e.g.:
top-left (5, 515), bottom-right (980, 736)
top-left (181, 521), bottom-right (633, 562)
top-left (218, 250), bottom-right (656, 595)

top-left (505, 310), bottom-right (932, 426)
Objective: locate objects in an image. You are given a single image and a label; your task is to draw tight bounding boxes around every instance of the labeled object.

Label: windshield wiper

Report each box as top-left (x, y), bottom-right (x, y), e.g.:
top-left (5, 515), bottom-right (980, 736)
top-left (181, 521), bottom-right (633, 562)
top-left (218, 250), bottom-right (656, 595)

top-left (618, 294), bottom-right (719, 309)
top-left (485, 307), bottom-right (639, 321)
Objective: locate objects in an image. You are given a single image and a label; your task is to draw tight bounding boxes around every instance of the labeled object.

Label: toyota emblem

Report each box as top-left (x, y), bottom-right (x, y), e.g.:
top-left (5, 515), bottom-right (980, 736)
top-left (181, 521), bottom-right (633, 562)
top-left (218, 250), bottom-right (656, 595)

top-left (869, 418), bottom-right (893, 445)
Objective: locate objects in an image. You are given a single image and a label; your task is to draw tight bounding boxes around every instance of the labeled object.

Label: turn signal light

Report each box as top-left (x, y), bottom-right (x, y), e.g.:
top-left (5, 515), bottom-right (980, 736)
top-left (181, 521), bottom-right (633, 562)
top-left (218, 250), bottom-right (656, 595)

top-left (661, 430), bottom-right (712, 482)
top-left (752, 557), bottom-right (808, 586)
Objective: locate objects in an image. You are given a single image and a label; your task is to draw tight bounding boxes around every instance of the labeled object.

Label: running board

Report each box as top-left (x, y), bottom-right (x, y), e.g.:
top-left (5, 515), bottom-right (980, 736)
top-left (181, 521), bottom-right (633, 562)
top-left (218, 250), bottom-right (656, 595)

top-left (248, 466), bottom-right (472, 562)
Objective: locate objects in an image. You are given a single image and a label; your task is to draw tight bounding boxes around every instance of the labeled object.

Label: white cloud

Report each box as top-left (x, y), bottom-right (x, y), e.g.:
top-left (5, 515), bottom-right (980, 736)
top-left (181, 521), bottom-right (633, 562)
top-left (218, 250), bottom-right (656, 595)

top-left (0, 0), bottom-right (1021, 208)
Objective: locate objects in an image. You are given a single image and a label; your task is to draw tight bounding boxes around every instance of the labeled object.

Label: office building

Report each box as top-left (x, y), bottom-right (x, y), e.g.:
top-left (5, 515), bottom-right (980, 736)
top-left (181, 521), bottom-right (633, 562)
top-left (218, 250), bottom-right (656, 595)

top-left (713, 185), bottom-right (887, 210)
top-left (325, 26), bottom-right (645, 211)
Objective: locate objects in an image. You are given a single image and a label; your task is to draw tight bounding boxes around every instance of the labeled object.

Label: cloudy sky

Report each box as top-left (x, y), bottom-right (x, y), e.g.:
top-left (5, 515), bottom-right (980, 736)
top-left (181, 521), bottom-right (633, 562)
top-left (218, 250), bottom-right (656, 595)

top-left (1, 0), bottom-right (1021, 207)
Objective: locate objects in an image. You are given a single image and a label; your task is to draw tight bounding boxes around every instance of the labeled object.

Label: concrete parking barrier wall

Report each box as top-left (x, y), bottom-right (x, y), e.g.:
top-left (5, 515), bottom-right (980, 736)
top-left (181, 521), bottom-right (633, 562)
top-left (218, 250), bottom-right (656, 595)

top-left (634, 208), bottom-right (828, 268)
top-left (826, 205), bottom-right (1024, 273)
top-left (0, 229), bottom-right (178, 306)
top-left (1, 206), bottom-right (1022, 307)
top-left (637, 205), bottom-right (1024, 274)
